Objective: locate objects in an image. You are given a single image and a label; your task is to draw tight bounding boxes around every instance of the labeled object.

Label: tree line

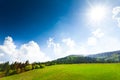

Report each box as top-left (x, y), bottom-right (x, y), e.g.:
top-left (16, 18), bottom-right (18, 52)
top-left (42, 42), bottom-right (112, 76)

top-left (0, 60), bottom-right (46, 77)
top-left (53, 55), bottom-right (120, 64)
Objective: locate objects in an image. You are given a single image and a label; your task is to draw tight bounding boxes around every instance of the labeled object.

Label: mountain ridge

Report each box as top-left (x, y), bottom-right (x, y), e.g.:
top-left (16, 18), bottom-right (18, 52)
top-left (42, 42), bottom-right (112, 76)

top-left (53, 50), bottom-right (120, 63)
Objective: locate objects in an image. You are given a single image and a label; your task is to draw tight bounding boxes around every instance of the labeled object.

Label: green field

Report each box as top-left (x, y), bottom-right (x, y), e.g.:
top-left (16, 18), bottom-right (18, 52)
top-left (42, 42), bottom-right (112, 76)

top-left (1, 63), bottom-right (120, 80)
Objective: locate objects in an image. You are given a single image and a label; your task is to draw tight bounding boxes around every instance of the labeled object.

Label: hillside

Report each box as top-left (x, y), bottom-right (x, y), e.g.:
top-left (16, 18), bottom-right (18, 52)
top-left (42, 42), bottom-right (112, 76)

top-left (1, 64), bottom-right (120, 80)
top-left (51, 50), bottom-right (120, 64)
top-left (88, 50), bottom-right (120, 62)
top-left (53, 55), bottom-right (98, 64)
top-left (88, 50), bottom-right (120, 58)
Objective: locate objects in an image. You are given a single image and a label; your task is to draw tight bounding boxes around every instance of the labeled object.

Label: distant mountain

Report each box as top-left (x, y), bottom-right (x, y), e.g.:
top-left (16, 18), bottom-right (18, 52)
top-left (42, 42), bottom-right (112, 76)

top-left (53, 50), bottom-right (120, 64)
top-left (88, 50), bottom-right (120, 58)
top-left (88, 50), bottom-right (120, 62)
top-left (53, 55), bottom-right (98, 64)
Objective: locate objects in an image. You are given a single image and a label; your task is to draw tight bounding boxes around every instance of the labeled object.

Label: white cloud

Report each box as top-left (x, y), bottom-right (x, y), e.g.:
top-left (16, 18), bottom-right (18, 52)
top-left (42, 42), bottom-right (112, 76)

top-left (47, 38), bottom-right (62, 58)
top-left (87, 37), bottom-right (97, 46)
top-left (0, 36), bottom-right (18, 62)
top-left (85, 23), bottom-right (120, 54)
top-left (47, 37), bottom-right (88, 58)
top-left (19, 41), bottom-right (50, 62)
top-left (96, 36), bottom-right (120, 52)
top-left (87, 28), bottom-right (104, 46)
top-left (0, 36), bottom-right (50, 63)
top-left (92, 29), bottom-right (104, 38)
top-left (0, 53), bottom-right (4, 57)
top-left (112, 6), bottom-right (120, 27)
top-left (62, 38), bottom-right (75, 48)
top-left (47, 33), bottom-right (120, 57)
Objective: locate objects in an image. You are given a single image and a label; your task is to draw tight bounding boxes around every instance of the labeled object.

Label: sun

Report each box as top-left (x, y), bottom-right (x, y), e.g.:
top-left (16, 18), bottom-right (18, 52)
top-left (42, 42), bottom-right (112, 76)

top-left (89, 6), bottom-right (107, 22)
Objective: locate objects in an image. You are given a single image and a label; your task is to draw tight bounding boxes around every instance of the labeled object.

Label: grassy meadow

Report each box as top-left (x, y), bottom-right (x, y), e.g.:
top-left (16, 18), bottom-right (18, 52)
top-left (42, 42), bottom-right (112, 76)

top-left (1, 63), bottom-right (120, 80)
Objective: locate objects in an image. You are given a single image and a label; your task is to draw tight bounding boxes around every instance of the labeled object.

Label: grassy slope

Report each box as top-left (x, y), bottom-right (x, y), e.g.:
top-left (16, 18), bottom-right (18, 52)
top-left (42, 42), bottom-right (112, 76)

top-left (1, 64), bottom-right (120, 80)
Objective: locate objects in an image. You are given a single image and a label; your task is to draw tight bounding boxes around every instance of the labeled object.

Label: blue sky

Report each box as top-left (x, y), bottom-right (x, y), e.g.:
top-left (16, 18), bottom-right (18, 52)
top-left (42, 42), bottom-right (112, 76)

top-left (0, 0), bottom-right (120, 63)
top-left (0, 0), bottom-right (77, 43)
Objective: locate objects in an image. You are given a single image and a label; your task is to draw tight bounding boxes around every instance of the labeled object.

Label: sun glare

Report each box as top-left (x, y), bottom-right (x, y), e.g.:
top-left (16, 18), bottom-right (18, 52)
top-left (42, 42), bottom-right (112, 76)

top-left (89, 6), bottom-right (107, 22)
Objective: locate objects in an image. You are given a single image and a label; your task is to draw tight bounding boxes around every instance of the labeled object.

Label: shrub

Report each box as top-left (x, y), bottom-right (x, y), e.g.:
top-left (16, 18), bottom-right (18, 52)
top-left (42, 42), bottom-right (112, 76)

top-left (34, 65), bottom-right (40, 69)
top-left (32, 65), bottom-right (36, 69)
top-left (40, 64), bottom-right (45, 68)
top-left (21, 68), bottom-right (25, 72)
top-left (16, 68), bottom-right (21, 74)
top-left (25, 65), bottom-right (32, 71)
top-left (8, 69), bottom-right (16, 75)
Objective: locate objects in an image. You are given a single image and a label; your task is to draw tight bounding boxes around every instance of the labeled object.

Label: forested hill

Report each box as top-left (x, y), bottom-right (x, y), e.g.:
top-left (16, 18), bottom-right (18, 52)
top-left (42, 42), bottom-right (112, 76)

top-left (53, 55), bottom-right (100, 64)
top-left (53, 50), bottom-right (120, 64)
top-left (88, 50), bottom-right (120, 62)
top-left (88, 50), bottom-right (120, 58)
